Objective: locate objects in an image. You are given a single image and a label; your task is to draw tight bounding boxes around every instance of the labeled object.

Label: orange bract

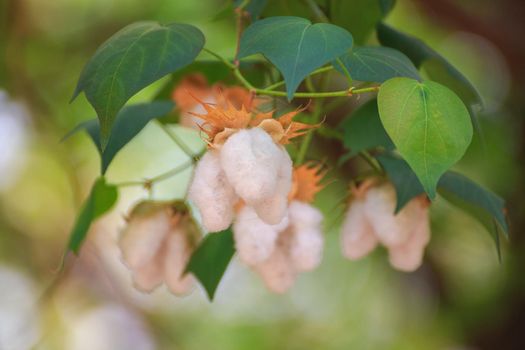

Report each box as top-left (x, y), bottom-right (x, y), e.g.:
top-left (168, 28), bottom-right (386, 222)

top-left (289, 163), bottom-right (326, 203)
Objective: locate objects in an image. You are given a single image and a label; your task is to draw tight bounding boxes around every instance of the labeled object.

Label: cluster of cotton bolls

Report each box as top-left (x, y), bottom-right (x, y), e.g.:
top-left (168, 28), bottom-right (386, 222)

top-left (188, 95), bottom-right (315, 233)
top-left (340, 179), bottom-right (431, 272)
top-left (234, 164), bottom-right (325, 293)
top-left (119, 201), bottom-right (200, 294)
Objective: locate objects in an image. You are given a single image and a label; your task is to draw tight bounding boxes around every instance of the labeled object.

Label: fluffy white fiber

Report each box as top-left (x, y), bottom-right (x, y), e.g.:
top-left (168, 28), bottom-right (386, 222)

top-left (340, 200), bottom-right (378, 260)
top-left (254, 244), bottom-right (296, 294)
top-left (119, 207), bottom-right (196, 294)
top-left (252, 148), bottom-right (292, 224)
top-left (340, 182), bottom-right (431, 272)
top-left (288, 201), bottom-right (324, 271)
top-left (220, 128), bottom-right (284, 205)
top-left (233, 205), bottom-right (285, 266)
top-left (189, 150), bottom-right (237, 232)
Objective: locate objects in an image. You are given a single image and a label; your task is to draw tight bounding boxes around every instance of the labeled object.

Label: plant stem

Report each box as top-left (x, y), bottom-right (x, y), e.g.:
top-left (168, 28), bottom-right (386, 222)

top-left (157, 122), bottom-right (197, 160)
top-left (335, 57), bottom-right (352, 85)
top-left (302, 0), bottom-right (329, 23)
top-left (202, 48), bottom-right (380, 99)
top-left (358, 151), bottom-right (383, 174)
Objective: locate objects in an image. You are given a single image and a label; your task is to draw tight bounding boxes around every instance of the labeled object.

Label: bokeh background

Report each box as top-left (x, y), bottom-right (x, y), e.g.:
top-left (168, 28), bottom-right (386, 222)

top-left (1, 0), bottom-right (524, 349)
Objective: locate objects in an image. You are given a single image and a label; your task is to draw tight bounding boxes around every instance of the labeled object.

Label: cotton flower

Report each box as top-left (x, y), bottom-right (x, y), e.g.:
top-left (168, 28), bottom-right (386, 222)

top-left (188, 100), bottom-right (316, 232)
top-left (233, 164), bottom-right (325, 293)
top-left (341, 180), bottom-right (431, 272)
top-left (119, 201), bottom-right (200, 294)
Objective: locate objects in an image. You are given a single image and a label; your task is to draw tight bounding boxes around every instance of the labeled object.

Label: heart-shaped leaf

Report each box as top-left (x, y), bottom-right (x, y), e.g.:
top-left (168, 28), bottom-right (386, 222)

top-left (377, 23), bottom-right (482, 108)
top-left (340, 98), bottom-right (393, 156)
top-left (375, 153), bottom-right (425, 213)
top-left (438, 171), bottom-right (508, 259)
top-left (377, 78), bottom-right (473, 199)
top-left (186, 228), bottom-right (235, 300)
top-left (68, 177), bottom-right (118, 254)
top-left (238, 16), bottom-right (353, 100)
top-left (72, 22), bottom-right (204, 148)
top-left (336, 46), bottom-right (420, 83)
top-left (64, 101), bottom-right (174, 174)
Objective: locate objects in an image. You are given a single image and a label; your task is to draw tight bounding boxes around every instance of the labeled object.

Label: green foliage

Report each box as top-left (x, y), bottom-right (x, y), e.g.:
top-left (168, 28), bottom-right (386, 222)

top-left (375, 153), bottom-right (425, 213)
top-left (377, 78), bottom-right (473, 199)
top-left (340, 98), bottom-right (393, 156)
top-left (64, 101), bottom-right (174, 174)
top-left (186, 228), bottom-right (236, 300)
top-left (337, 46), bottom-right (420, 83)
top-left (68, 177), bottom-right (118, 254)
top-left (71, 22), bottom-right (205, 148)
top-left (237, 16), bottom-right (353, 100)
top-left (376, 23), bottom-right (482, 109)
top-left (438, 171), bottom-right (508, 237)
top-left (330, 0), bottom-right (394, 44)
top-left (235, 0), bottom-right (268, 20)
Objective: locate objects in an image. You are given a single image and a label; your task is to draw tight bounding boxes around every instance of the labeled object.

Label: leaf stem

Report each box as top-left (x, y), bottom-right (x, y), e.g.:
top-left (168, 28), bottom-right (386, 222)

top-left (358, 151), bottom-right (383, 174)
top-left (157, 122), bottom-right (198, 161)
top-left (302, 0), bottom-right (329, 23)
top-left (335, 57), bottom-right (352, 85)
top-left (202, 48), bottom-right (380, 99)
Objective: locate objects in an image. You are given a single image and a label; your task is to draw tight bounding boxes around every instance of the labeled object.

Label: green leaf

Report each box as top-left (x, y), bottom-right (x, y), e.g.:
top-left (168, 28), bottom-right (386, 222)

top-left (340, 98), bottom-right (393, 156)
top-left (377, 78), bottom-right (473, 199)
top-left (337, 46), bottom-right (420, 83)
top-left (186, 228), bottom-right (235, 300)
top-left (438, 171), bottom-right (508, 236)
top-left (375, 153), bottom-right (425, 213)
top-left (68, 177), bottom-right (118, 254)
top-left (376, 23), bottom-right (482, 108)
top-left (238, 16), bottom-right (353, 100)
top-left (71, 21), bottom-right (205, 148)
top-left (330, 0), bottom-right (392, 44)
top-left (64, 101), bottom-right (174, 174)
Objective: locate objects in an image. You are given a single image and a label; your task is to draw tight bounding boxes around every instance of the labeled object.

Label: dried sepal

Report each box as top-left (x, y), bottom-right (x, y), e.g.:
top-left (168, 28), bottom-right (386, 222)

top-left (289, 162), bottom-right (326, 203)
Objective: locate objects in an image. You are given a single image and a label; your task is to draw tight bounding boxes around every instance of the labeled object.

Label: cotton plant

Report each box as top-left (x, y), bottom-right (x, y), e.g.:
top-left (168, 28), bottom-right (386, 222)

top-left (340, 179), bottom-right (431, 272)
top-left (63, 0), bottom-right (508, 301)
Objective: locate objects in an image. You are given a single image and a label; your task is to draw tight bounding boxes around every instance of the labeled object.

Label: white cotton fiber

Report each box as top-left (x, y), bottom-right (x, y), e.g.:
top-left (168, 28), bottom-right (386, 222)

top-left (220, 128), bottom-right (282, 205)
top-left (164, 229), bottom-right (194, 295)
top-left (189, 150), bottom-right (237, 232)
top-left (131, 253), bottom-right (165, 293)
top-left (388, 208), bottom-right (431, 272)
top-left (119, 209), bottom-right (171, 270)
top-left (252, 149), bottom-right (292, 224)
top-left (288, 200), bottom-right (323, 229)
top-left (363, 183), bottom-right (417, 247)
top-left (254, 247), bottom-right (296, 294)
top-left (287, 201), bottom-right (324, 271)
top-left (290, 227), bottom-right (324, 272)
top-left (233, 206), bottom-right (283, 266)
top-left (340, 200), bottom-right (379, 260)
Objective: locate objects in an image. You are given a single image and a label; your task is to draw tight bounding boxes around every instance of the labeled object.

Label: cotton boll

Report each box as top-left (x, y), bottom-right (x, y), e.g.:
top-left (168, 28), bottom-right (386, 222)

top-left (119, 208), bottom-right (172, 270)
top-left (189, 151), bottom-right (237, 232)
top-left (252, 149), bottom-right (292, 224)
top-left (388, 208), bottom-right (431, 272)
top-left (220, 128), bottom-right (282, 204)
top-left (290, 227), bottom-right (324, 272)
top-left (254, 246), bottom-right (296, 294)
top-left (164, 230), bottom-right (194, 295)
top-left (287, 201), bottom-right (324, 271)
top-left (288, 200), bottom-right (323, 229)
top-left (233, 206), bottom-right (282, 266)
top-left (363, 183), bottom-right (418, 247)
top-left (340, 200), bottom-right (378, 260)
top-left (131, 253), bottom-right (165, 293)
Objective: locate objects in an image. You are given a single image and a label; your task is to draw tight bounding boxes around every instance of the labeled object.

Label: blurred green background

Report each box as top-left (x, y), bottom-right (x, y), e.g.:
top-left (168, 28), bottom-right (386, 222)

top-left (1, 0), bottom-right (524, 349)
